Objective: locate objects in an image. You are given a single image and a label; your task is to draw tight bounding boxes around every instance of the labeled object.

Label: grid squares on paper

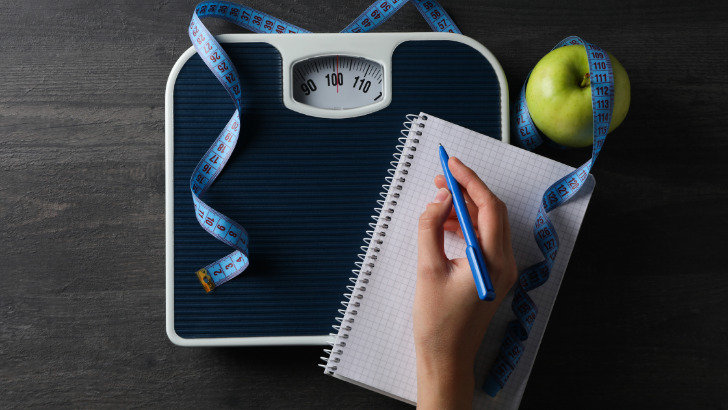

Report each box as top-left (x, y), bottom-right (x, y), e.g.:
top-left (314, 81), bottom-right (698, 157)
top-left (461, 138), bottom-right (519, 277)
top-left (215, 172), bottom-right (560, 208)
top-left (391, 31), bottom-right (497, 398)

top-left (329, 113), bottom-right (595, 409)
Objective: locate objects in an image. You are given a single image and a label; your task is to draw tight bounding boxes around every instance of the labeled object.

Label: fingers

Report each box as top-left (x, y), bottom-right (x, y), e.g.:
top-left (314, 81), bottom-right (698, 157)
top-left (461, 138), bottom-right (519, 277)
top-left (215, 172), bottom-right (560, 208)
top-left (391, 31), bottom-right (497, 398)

top-left (417, 188), bottom-right (453, 279)
top-left (434, 174), bottom-right (479, 235)
top-left (446, 157), bottom-right (506, 256)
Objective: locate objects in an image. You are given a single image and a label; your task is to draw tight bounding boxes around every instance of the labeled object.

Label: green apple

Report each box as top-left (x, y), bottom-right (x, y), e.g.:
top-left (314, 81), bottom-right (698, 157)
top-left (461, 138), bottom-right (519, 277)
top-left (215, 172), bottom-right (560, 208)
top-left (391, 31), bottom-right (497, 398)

top-left (525, 45), bottom-right (630, 148)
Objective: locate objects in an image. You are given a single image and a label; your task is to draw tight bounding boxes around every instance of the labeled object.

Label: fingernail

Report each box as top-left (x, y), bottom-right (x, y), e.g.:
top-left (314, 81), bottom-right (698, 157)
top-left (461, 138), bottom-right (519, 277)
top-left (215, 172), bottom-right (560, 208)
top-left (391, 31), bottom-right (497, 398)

top-left (433, 188), bottom-right (450, 203)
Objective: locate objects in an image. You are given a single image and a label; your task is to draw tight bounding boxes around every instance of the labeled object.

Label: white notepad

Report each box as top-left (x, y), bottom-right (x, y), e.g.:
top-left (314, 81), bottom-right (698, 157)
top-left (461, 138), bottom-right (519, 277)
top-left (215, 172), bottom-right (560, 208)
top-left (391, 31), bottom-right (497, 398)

top-left (323, 113), bottom-right (595, 409)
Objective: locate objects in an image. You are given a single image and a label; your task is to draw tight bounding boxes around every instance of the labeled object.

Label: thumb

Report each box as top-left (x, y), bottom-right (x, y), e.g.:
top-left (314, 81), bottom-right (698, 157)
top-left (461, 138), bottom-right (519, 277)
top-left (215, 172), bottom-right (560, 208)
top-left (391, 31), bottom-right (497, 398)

top-left (417, 188), bottom-right (453, 277)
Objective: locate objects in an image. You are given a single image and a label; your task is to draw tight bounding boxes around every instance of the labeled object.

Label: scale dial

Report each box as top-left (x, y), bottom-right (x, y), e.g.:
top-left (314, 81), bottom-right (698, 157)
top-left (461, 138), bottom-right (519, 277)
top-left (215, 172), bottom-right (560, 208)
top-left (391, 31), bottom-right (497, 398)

top-left (292, 55), bottom-right (384, 111)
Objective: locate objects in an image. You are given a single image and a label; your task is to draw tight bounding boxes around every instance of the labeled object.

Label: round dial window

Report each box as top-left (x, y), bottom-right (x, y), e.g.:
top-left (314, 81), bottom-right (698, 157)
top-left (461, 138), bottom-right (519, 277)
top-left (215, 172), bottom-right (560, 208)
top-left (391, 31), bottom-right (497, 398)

top-left (292, 55), bottom-right (384, 110)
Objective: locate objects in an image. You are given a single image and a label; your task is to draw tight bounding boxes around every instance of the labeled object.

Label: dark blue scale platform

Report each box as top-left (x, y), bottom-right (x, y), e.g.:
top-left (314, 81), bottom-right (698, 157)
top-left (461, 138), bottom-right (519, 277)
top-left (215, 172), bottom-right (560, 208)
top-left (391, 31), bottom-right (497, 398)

top-left (171, 39), bottom-right (503, 341)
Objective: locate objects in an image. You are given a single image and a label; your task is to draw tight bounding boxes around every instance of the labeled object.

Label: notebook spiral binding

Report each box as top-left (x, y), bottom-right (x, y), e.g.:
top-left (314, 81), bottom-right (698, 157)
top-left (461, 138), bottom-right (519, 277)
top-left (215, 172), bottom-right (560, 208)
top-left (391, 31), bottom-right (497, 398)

top-left (320, 114), bottom-right (426, 375)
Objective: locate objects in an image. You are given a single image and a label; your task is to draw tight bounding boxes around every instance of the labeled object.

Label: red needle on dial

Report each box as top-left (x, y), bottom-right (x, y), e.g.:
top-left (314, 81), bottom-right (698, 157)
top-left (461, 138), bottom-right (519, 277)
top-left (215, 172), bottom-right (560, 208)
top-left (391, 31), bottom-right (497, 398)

top-left (336, 55), bottom-right (339, 93)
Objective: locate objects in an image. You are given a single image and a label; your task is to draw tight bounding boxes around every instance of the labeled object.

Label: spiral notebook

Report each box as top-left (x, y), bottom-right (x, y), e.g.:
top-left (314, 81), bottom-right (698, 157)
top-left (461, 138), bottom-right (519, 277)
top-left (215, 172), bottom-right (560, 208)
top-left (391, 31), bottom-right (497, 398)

top-left (322, 113), bottom-right (596, 408)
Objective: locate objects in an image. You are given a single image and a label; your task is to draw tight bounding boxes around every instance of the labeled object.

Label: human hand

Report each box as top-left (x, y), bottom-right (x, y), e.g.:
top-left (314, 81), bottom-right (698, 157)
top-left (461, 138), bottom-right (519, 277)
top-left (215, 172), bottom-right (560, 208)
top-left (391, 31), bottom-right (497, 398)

top-left (413, 156), bottom-right (518, 409)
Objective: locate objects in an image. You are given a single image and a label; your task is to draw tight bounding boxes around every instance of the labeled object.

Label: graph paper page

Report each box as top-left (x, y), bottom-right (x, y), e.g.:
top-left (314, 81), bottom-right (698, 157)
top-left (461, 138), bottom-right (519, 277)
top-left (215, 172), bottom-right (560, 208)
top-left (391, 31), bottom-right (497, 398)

top-left (328, 113), bottom-right (595, 409)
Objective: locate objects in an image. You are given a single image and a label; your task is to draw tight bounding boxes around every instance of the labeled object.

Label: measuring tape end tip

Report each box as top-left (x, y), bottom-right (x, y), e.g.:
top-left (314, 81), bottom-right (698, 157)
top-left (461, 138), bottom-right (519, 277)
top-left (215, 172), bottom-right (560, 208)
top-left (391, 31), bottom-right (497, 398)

top-left (196, 269), bottom-right (216, 293)
top-left (482, 375), bottom-right (502, 397)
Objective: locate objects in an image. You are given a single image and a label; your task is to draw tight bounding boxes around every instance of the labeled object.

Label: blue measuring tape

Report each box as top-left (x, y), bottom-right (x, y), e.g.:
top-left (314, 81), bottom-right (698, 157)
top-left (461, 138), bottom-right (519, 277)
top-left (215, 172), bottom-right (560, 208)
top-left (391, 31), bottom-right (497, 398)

top-left (188, 1), bottom-right (615, 399)
top-left (187, 0), bottom-right (459, 292)
top-left (483, 35), bottom-right (614, 396)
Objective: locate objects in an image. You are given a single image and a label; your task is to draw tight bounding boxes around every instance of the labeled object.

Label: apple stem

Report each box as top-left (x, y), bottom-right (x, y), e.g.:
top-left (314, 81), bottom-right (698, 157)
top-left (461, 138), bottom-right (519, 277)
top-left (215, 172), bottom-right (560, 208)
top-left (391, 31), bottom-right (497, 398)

top-left (580, 73), bottom-right (591, 88)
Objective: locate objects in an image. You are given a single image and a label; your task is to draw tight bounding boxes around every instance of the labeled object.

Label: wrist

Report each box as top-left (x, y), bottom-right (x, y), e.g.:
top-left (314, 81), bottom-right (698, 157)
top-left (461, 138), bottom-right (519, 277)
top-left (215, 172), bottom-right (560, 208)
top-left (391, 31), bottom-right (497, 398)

top-left (416, 354), bottom-right (475, 409)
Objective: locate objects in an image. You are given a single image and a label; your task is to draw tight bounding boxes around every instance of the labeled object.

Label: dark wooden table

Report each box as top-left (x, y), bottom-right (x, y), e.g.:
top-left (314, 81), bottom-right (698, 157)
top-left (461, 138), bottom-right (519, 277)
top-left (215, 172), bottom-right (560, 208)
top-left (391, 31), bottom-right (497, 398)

top-left (2, 1), bottom-right (727, 408)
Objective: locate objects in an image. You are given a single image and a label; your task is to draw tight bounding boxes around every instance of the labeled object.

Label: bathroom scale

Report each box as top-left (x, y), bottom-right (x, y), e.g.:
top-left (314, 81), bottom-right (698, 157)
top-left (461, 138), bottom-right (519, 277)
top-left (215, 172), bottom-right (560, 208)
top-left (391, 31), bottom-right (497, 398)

top-left (165, 32), bottom-right (508, 346)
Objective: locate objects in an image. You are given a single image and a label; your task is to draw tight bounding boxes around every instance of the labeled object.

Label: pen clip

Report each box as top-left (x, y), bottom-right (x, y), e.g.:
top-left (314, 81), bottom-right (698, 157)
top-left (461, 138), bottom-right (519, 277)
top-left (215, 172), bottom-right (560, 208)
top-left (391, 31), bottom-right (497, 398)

top-left (466, 245), bottom-right (495, 301)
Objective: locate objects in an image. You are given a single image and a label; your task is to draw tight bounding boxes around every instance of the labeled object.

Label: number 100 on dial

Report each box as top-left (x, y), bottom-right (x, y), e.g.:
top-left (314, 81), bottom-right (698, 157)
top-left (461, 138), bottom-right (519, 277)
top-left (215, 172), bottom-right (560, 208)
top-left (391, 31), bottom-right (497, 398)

top-left (292, 55), bottom-right (384, 110)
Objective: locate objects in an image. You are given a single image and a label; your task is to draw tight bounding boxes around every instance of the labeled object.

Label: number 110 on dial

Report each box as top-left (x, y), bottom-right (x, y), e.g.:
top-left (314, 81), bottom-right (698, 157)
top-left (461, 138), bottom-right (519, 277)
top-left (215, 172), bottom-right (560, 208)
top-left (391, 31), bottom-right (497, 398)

top-left (292, 55), bottom-right (384, 110)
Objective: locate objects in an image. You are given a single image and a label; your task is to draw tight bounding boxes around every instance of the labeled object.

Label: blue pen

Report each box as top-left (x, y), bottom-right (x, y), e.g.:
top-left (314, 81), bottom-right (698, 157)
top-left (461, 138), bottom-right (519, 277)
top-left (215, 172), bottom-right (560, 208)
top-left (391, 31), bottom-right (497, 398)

top-left (438, 144), bottom-right (495, 301)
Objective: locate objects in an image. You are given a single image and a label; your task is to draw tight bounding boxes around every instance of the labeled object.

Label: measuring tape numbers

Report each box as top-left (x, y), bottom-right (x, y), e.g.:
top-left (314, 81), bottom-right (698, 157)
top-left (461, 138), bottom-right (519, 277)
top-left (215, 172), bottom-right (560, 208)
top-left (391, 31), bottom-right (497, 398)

top-left (341, 0), bottom-right (461, 34)
top-left (484, 35), bottom-right (614, 396)
top-left (187, 0), bottom-right (459, 292)
top-left (187, 2), bottom-right (615, 400)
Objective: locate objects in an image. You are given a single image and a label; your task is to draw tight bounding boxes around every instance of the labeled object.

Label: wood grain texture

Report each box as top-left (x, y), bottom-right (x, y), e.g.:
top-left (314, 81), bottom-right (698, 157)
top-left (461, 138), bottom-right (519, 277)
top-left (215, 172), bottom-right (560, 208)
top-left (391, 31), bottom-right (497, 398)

top-left (1, 0), bottom-right (726, 408)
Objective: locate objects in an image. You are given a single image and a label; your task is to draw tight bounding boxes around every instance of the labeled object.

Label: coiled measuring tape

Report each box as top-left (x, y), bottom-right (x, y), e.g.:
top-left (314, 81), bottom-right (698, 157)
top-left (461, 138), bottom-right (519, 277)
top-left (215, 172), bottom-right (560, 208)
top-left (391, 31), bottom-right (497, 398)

top-left (187, 0), bottom-right (460, 292)
top-left (483, 35), bottom-right (614, 396)
top-left (187, 1), bottom-right (615, 399)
